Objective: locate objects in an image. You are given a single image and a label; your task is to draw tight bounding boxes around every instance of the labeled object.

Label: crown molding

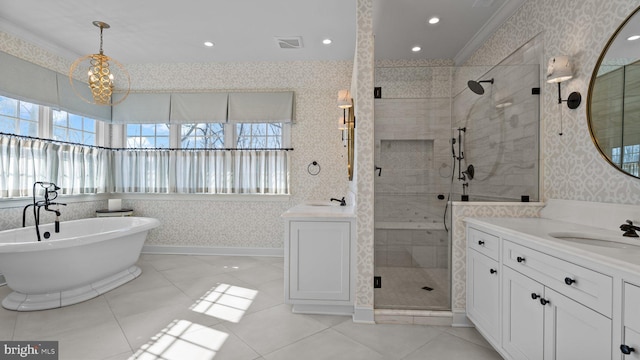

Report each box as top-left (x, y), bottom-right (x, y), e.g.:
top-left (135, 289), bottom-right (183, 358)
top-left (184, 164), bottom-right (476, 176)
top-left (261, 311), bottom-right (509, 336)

top-left (454, 0), bottom-right (527, 65)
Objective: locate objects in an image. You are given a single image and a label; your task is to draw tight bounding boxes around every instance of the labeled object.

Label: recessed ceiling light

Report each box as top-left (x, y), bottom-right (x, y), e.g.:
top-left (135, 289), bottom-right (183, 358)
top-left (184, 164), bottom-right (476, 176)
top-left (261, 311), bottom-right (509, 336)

top-left (428, 17), bottom-right (440, 25)
top-left (323, 38), bottom-right (332, 45)
top-left (628, 35), bottom-right (640, 41)
top-left (412, 46), bottom-right (422, 52)
top-left (203, 41), bottom-right (214, 47)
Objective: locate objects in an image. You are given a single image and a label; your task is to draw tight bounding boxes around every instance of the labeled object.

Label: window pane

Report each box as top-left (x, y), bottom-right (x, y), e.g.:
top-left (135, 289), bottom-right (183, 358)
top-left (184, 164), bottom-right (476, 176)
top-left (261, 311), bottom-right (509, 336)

top-left (0, 96), bottom-right (18, 117)
top-left (53, 127), bottom-right (67, 140)
top-left (0, 116), bottom-right (16, 133)
top-left (181, 123), bottom-right (224, 149)
top-left (155, 136), bottom-right (169, 148)
top-left (141, 124), bottom-right (156, 136)
top-left (19, 102), bottom-right (37, 120)
top-left (20, 121), bottom-right (38, 137)
top-left (69, 114), bottom-right (83, 130)
top-left (155, 124), bottom-right (170, 136)
top-left (68, 130), bottom-right (83, 143)
top-left (127, 124), bottom-right (140, 136)
top-left (84, 118), bottom-right (95, 133)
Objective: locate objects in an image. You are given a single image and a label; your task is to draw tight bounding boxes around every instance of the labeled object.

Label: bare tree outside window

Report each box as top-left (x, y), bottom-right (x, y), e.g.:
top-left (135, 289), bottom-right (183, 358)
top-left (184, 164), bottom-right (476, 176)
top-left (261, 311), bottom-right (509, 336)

top-left (236, 123), bottom-right (282, 148)
top-left (181, 123), bottom-right (224, 149)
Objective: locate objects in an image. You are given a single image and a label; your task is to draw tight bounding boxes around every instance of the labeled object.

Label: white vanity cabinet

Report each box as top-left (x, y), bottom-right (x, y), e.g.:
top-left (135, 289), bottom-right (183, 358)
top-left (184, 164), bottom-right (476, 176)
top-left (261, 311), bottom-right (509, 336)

top-left (466, 227), bottom-right (501, 346)
top-left (622, 283), bottom-right (640, 359)
top-left (466, 221), bottom-right (615, 360)
top-left (282, 204), bottom-right (356, 315)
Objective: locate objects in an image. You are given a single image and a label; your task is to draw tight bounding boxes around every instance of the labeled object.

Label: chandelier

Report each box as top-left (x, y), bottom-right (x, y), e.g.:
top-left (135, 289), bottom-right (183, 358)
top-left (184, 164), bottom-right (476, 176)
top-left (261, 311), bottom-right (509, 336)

top-left (69, 21), bottom-right (130, 106)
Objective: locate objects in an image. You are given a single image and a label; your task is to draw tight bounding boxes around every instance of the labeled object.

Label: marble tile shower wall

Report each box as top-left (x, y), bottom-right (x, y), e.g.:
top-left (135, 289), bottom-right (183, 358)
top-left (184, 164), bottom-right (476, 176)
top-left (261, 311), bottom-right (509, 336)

top-left (373, 65), bottom-right (453, 270)
top-left (451, 51), bottom-right (542, 201)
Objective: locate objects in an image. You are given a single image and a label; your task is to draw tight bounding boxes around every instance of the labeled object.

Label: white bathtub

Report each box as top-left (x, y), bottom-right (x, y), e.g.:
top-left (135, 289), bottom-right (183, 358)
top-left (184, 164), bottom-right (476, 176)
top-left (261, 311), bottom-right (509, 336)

top-left (0, 216), bottom-right (160, 311)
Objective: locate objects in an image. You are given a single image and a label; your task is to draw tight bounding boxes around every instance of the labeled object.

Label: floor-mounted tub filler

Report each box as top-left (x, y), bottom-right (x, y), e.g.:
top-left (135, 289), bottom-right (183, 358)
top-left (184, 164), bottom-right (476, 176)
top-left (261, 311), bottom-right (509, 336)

top-left (0, 216), bottom-right (160, 311)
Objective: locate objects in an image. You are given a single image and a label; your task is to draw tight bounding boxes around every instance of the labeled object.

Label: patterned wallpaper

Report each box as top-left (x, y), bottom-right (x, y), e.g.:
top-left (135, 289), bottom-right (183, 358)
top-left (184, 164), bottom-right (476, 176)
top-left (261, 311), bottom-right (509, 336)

top-left (464, 0), bottom-right (640, 204)
top-left (354, 0), bottom-right (376, 313)
top-left (0, 31), bottom-right (354, 248)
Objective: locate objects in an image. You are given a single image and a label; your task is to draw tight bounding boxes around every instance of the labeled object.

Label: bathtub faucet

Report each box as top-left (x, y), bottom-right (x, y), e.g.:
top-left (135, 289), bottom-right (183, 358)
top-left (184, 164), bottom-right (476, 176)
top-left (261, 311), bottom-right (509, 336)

top-left (330, 197), bottom-right (347, 206)
top-left (22, 182), bottom-right (67, 241)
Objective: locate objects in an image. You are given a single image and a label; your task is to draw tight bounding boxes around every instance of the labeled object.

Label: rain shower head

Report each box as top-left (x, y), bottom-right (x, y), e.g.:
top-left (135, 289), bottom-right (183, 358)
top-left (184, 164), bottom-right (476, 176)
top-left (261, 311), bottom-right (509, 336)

top-left (467, 78), bottom-right (494, 95)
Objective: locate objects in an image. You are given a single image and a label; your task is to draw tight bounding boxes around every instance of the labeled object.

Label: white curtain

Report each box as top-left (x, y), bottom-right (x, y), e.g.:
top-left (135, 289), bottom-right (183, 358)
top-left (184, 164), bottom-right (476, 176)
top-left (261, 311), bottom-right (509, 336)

top-left (113, 149), bottom-right (289, 194)
top-left (0, 135), bottom-right (110, 197)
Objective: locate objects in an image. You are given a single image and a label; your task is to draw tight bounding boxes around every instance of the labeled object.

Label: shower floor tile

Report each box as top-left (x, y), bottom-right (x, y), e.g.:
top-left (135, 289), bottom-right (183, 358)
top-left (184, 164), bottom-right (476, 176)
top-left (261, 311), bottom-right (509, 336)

top-left (374, 267), bottom-right (450, 310)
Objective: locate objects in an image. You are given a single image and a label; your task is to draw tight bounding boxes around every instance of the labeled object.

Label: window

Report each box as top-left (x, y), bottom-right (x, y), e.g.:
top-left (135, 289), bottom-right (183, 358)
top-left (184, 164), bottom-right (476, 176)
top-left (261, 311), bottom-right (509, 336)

top-left (0, 95), bottom-right (39, 137)
top-left (181, 123), bottom-right (224, 148)
top-left (126, 124), bottom-right (170, 148)
top-left (52, 110), bottom-right (96, 145)
top-left (612, 144), bottom-right (640, 177)
top-left (236, 123), bottom-right (282, 148)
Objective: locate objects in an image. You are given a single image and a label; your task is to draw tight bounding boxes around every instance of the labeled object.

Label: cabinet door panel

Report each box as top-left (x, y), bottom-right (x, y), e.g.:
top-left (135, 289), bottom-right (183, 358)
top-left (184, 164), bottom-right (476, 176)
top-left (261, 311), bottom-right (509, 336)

top-left (468, 249), bottom-right (500, 345)
top-left (502, 266), bottom-right (544, 360)
top-left (289, 221), bottom-right (350, 301)
top-left (543, 287), bottom-right (611, 360)
top-left (622, 328), bottom-right (640, 359)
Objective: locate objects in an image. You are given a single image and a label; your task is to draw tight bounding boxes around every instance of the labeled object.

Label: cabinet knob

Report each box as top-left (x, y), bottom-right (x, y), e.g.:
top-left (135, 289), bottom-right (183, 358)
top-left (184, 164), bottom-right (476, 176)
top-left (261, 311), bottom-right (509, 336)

top-left (564, 277), bottom-right (576, 285)
top-left (478, 240), bottom-right (485, 246)
top-left (540, 298), bottom-right (550, 306)
top-left (490, 269), bottom-right (497, 274)
top-left (517, 256), bottom-right (526, 263)
top-left (531, 293), bottom-right (540, 300)
top-left (621, 344), bottom-right (635, 355)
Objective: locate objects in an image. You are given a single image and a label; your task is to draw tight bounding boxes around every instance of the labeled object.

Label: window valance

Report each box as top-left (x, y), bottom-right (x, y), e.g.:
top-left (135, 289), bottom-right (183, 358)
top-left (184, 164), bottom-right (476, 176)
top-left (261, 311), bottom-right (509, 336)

top-left (169, 92), bottom-right (228, 123)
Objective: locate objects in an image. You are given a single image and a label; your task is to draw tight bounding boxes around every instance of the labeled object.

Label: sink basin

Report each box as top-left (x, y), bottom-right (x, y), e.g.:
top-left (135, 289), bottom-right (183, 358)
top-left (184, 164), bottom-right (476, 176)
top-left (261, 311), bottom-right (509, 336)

top-left (304, 201), bottom-right (335, 206)
top-left (548, 232), bottom-right (640, 249)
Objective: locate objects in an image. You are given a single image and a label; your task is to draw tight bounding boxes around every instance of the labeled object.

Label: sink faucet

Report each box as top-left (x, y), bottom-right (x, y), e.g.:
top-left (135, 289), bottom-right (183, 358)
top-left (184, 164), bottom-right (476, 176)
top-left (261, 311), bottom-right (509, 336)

top-left (330, 197), bottom-right (346, 206)
top-left (620, 220), bottom-right (640, 237)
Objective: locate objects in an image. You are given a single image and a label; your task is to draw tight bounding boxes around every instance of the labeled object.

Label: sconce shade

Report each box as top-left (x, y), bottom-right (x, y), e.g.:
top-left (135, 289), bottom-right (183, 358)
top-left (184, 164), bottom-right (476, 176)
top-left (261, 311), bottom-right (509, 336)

top-left (337, 89), bottom-right (353, 109)
top-left (546, 55), bottom-right (574, 83)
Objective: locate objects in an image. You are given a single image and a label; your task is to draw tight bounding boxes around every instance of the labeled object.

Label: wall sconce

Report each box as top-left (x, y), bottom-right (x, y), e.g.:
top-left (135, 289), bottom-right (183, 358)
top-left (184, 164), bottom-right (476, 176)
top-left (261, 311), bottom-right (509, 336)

top-left (546, 55), bottom-right (581, 109)
top-left (337, 90), bottom-right (353, 109)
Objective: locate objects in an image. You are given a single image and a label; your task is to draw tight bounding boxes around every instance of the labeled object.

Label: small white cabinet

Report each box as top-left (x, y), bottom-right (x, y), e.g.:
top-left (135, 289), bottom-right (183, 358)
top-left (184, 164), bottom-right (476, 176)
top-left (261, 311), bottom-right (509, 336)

top-left (622, 283), bottom-right (640, 359)
top-left (282, 204), bottom-right (355, 315)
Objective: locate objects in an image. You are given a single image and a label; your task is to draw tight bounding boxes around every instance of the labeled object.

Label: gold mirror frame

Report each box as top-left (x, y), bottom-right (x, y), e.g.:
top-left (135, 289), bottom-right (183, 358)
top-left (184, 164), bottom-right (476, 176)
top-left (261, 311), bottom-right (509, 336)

top-left (587, 5), bottom-right (640, 179)
top-left (347, 105), bottom-right (355, 181)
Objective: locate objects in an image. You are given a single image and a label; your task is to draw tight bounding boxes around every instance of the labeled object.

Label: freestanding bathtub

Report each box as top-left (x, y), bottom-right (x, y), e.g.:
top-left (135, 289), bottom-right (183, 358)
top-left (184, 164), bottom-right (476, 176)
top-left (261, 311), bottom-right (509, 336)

top-left (0, 216), bottom-right (160, 311)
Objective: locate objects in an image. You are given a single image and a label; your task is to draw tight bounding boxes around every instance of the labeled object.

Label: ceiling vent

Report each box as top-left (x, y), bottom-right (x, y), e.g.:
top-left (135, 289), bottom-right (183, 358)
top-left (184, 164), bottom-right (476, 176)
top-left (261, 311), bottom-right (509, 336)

top-left (275, 36), bottom-right (303, 49)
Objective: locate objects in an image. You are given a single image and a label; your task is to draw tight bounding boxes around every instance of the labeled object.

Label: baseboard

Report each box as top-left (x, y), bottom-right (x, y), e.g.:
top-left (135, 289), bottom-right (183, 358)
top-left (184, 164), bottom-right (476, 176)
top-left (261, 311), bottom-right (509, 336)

top-left (353, 306), bottom-right (375, 324)
top-left (451, 309), bottom-right (473, 327)
top-left (142, 245), bottom-right (284, 257)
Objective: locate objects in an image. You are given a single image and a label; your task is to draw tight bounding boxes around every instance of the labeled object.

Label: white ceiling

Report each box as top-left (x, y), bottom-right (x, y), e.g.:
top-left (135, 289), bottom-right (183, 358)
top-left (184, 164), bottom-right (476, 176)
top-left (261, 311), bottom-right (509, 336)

top-left (0, 0), bottom-right (525, 65)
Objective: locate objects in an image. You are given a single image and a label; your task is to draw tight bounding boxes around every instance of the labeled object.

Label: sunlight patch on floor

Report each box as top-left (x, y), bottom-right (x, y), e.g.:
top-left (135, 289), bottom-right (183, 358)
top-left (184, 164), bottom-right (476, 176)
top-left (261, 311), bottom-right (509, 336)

top-left (131, 319), bottom-right (228, 360)
top-left (190, 283), bottom-right (258, 323)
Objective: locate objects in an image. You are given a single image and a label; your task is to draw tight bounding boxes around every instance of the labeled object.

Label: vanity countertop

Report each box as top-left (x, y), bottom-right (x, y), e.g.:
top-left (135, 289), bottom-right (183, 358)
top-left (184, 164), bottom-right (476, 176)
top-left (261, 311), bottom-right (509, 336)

top-left (465, 217), bottom-right (640, 275)
top-left (282, 202), bottom-right (356, 219)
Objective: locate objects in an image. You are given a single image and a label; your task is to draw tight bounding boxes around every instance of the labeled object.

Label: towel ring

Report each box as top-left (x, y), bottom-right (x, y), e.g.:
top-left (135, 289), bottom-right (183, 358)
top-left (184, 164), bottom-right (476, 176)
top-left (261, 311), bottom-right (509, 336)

top-left (308, 161), bottom-right (321, 176)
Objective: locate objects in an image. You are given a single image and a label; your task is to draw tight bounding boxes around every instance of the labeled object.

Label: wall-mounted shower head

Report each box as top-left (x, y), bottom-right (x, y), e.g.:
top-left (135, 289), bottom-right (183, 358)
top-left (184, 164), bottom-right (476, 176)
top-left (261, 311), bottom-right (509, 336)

top-left (467, 78), bottom-right (494, 95)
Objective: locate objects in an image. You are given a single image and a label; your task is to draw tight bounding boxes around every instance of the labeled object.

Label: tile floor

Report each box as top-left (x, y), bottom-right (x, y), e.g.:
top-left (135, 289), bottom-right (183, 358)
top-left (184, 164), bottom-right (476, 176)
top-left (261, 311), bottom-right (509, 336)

top-left (0, 254), bottom-right (503, 360)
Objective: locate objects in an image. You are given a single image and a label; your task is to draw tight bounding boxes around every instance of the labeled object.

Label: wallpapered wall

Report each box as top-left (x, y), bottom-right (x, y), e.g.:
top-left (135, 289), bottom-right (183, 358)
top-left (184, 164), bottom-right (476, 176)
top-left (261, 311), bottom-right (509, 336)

top-left (0, 31), bottom-right (353, 248)
top-left (464, 0), bottom-right (640, 204)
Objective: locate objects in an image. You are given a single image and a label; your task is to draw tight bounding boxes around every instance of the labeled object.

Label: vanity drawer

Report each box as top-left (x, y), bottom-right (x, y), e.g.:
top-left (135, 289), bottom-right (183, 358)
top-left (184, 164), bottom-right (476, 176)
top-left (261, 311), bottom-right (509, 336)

top-left (503, 240), bottom-right (612, 317)
top-left (468, 227), bottom-right (500, 261)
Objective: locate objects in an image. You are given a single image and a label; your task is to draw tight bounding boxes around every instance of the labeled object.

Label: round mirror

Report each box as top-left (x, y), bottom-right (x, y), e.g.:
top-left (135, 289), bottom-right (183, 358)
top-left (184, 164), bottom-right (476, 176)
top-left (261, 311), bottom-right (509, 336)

top-left (588, 5), bottom-right (640, 178)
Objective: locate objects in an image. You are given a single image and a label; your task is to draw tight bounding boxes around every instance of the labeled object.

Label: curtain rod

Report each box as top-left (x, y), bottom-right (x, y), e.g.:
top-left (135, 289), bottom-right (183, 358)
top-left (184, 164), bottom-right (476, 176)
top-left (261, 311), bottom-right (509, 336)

top-left (0, 132), bottom-right (293, 151)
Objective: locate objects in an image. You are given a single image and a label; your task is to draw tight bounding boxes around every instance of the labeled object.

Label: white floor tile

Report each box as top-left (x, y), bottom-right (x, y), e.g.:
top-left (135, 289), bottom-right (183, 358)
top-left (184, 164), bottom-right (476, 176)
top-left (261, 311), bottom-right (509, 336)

top-left (333, 321), bottom-right (444, 360)
top-left (264, 329), bottom-right (386, 360)
top-left (402, 332), bottom-right (504, 360)
top-left (224, 304), bottom-right (327, 355)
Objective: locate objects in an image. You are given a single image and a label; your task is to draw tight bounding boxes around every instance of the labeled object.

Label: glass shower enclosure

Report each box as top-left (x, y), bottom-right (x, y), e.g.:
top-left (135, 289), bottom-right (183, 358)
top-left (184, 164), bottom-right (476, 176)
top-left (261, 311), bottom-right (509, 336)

top-left (373, 62), bottom-right (540, 311)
